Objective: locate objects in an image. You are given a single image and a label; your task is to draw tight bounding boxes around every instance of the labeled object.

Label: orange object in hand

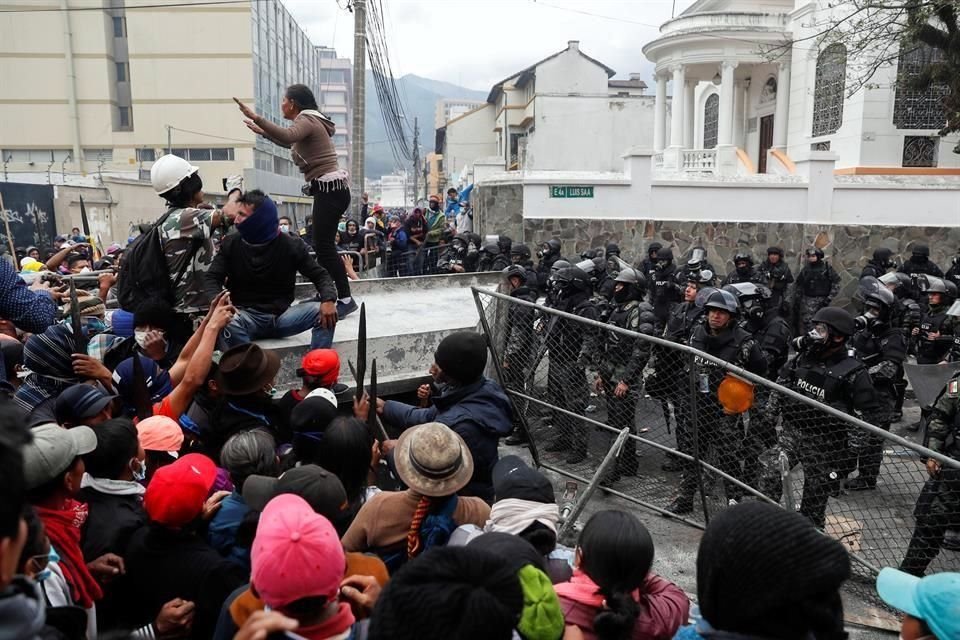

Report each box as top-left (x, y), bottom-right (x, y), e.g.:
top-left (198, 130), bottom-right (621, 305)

top-left (718, 374), bottom-right (755, 415)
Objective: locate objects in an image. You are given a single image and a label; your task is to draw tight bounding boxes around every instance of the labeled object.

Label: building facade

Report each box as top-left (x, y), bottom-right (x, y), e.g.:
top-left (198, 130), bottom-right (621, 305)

top-left (0, 0), bottom-right (350, 237)
top-left (440, 41), bottom-right (657, 186)
top-left (641, 0), bottom-right (960, 175)
top-left (435, 98), bottom-right (487, 130)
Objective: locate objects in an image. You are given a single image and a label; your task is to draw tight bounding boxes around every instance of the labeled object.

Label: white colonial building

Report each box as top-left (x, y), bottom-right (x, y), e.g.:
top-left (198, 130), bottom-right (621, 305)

top-left (643, 0), bottom-right (960, 176)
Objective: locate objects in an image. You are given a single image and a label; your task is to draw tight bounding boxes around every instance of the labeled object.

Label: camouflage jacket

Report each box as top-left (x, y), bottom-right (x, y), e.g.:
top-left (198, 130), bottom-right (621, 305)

top-left (928, 373), bottom-right (960, 458)
top-left (158, 206), bottom-right (218, 312)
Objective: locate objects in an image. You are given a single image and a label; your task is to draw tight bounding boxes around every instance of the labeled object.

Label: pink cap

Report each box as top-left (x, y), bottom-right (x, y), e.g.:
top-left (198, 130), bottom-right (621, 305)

top-left (137, 416), bottom-right (183, 458)
top-left (251, 494), bottom-right (345, 609)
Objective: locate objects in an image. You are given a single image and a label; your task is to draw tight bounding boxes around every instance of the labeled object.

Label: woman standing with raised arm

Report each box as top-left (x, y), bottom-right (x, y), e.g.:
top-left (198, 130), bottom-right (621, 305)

top-left (235, 85), bottom-right (357, 318)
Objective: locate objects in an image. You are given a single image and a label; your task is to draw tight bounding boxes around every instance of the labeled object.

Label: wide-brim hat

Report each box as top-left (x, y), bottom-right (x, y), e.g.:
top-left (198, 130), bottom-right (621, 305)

top-left (215, 343), bottom-right (281, 396)
top-left (394, 422), bottom-right (474, 497)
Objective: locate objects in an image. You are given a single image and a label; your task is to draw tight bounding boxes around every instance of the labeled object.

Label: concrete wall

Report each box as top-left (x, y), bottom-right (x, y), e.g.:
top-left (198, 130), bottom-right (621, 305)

top-left (444, 105), bottom-right (497, 184)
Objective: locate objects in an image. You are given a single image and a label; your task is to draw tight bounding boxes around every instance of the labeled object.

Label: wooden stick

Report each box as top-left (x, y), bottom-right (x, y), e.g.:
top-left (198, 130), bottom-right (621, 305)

top-left (0, 192), bottom-right (16, 262)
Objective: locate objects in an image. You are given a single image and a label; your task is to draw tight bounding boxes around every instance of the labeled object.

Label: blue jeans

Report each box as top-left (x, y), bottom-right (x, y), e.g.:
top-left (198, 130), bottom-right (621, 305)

top-left (219, 302), bottom-right (333, 350)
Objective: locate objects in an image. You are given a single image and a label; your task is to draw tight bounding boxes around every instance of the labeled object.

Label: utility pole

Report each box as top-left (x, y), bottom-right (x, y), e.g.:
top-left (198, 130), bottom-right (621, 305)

top-left (166, 125), bottom-right (172, 155)
top-left (350, 0), bottom-right (366, 217)
top-left (411, 116), bottom-right (419, 204)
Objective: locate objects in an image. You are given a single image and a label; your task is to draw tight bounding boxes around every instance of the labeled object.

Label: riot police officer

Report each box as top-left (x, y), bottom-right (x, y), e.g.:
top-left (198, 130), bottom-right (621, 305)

top-left (544, 259), bottom-right (572, 307)
top-left (945, 249), bottom-right (960, 290)
top-left (900, 370), bottom-right (960, 576)
top-left (847, 285), bottom-right (907, 490)
top-left (437, 235), bottom-right (477, 273)
top-left (761, 307), bottom-right (882, 529)
top-left (592, 256), bottom-right (616, 301)
top-left (544, 266), bottom-right (599, 463)
top-left (501, 265), bottom-right (540, 445)
top-left (722, 251), bottom-right (757, 286)
top-left (725, 282), bottom-right (791, 489)
top-left (677, 246), bottom-right (718, 285)
top-left (639, 242), bottom-right (663, 276)
top-left (536, 239), bottom-right (563, 291)
top-left (900, 244), bottom-right (944, 282)
top-left (510, 243), bottom-right (540, 291)
top-left (793, 247), bottom-right (841, 336)
top-left (654, 269), bottom-right (713, 471)
top-left (914, 277), bottom-right (959, 365)
top-left (477, 239), bottom-right (510, 272)
top-left (576, 259), bottom-right (613, 323)
top-left (669, 289), bottom-right (767, 514)
top-left (861, 247), bottom-right (896, 279)
top-left (605, 243), bottom-right (623, 278)
top-left (753, 246), bottom-right (794, 318)
top-left (650, 247), bottom-right (682, 333)
top-left (594, 268), bottom-right (657, 479)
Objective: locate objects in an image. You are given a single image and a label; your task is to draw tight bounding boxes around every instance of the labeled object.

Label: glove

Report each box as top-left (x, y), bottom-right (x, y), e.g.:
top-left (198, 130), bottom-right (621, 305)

top-left (792, 335), bottom-right (809, 351)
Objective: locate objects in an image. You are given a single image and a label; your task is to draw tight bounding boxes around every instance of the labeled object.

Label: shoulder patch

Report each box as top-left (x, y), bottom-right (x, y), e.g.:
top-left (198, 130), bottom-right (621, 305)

top-left (949, 379), bottom-right (959, 397)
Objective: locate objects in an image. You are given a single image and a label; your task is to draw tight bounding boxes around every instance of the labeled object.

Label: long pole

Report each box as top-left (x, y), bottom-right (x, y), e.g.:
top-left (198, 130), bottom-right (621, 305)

top-left (350, 0), bottom-right (367, 217)
top-left (412, 116), bottom-right (419, 204)
top-left (0, 192), bottom-right (17, 263)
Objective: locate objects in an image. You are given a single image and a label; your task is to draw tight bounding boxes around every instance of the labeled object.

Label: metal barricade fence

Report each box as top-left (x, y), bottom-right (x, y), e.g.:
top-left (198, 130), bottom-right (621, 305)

top-left (471, 287), bottom-right (960, 596)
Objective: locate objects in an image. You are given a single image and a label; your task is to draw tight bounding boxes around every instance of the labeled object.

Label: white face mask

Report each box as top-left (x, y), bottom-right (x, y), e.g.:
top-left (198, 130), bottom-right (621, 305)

top-left (134, 330), bottom-right (166, 351)
top-left (130, 458), bottom-right (147, 482)
top-left (79, 266), bottom-right (91, 273)
top-left (280, 224), bottom-right (290, 234)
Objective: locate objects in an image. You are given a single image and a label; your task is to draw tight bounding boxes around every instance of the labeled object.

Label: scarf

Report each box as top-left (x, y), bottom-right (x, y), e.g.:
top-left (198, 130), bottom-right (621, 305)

top-left (35, 500), bottom-right (103, 608)
top-left (553, 569), bottom-right (639, 609)
top-left (14, 324), bottom-right (82, 411)
top-left (293, 602), bottom-right (356, 640)
top-left (81, 474), bottom-right (146, 497)
top-left (485, 499), bottom-right (560, 536)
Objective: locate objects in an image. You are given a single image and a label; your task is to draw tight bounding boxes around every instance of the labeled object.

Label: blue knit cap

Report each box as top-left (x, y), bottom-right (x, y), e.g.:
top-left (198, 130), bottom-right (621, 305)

top-left (110, 310), bottom-right (135, 337)
top-left (238, 195), bottom-right (280, 245)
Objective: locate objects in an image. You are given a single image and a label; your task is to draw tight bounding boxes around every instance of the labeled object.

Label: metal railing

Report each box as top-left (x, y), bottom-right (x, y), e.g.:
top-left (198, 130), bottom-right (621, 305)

top-left (472, 287), bottom-right (960, 597)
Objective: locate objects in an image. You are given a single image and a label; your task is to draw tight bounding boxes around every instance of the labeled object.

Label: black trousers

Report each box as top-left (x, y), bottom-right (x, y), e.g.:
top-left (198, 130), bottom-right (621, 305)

top-left (312, 187), bottom-right (351, 299)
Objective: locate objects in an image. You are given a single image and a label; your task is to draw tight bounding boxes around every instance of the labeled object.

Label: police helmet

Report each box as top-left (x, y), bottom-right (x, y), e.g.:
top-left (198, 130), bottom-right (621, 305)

top-left (811, 306), bottom-right (856, 337)
top-left (647, 242), bottom-right (663, 257)
top-left (872, 247), bottom-right (894, 266)
top-left (614, 267), bottom-right (647, 288)
top-left (502, 264), bottom-right (527, 284)
top-left (734, 251), bottom-right (754, 267)
top-left (806, 247), bottom-right (825, 260)
top-left (946, 280), bottom-right (958, 302)
top-left (687, 269), bottom-right (715, 287)
top-left (591, 256), bottom-right (608, 275)
top-left (912, 244), bottom-right (930, 258)
top-left (878, 272), bottom-right (900, 288)
top-left (724, 282), bottom-right (761, 300)
top-left (655, 247), bottom-right (673, 264)
top-left (580, 248), bottom-right (599, 260)
top-left (864, 286), bottom-right (895, 310)
top-left (543, 239), bottom-right (562, 255)
top-left (550, 259), bottom-right (572, 275)
top-left (605, 243), bottom-right (621, 258)
top-left (481, 241), bottom-right (501, 255)
top-left (555, 267), bottom-right (591, 294)
top-left (702, 289), bottom-right (739, 314)
top-left (451, 235), bottom-right (468, 249)
top-left (575, 259), bottom-right (597, 276)
top-left (498, 235), bottom-right (513, 254)
top-left (925, 276), bottom-right (948, 295)
top-left (510, 243), bottom-right (532, 261)
top-left (766, 246), bottom-right (783, 256)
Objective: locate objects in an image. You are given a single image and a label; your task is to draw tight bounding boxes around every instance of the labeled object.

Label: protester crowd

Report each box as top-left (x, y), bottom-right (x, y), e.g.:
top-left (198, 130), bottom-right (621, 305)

top-left (0, 79), bottom-right (957, 639)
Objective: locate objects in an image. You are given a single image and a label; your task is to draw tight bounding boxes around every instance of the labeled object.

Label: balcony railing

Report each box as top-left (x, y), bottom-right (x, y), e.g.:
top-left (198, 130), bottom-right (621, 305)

top-left (681, 149), bottom-right (717, 173)
top-left (653, 152), bottom-right (664, 168)
top-left (661, 11), bottom-right (790, 35)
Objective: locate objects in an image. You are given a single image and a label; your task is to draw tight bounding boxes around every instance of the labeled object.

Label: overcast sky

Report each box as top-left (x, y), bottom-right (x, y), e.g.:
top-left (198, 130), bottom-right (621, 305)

top-left (283, 0), bottom-right (700, 91)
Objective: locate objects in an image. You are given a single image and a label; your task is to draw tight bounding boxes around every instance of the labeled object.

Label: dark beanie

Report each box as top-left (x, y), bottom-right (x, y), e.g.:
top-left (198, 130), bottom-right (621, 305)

top-left (696, 502), bottom-right (850, 638)
top-left (434, 332), bottom-right (488, 384)
top-left (469, 532), bottom-right (547, 574)
top-left (369, 546), bottom-right (523, 640)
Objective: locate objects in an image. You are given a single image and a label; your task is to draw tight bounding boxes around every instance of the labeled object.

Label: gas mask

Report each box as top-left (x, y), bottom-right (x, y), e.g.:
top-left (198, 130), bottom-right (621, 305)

top-left (656, 259), bottom-right (670, 271)
top-left (130, 457), bottom-right (147, 482)
top-left (742, 299), bottom-right (764, 322)
top-left (805, 324), bottom-right (831, 352)
top-left (613, 284), bottom-right (633, 304)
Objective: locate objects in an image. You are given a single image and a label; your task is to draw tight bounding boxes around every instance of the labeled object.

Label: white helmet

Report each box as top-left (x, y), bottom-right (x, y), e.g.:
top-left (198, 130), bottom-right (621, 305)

top-left (150, 154), bottom-right (199, 196)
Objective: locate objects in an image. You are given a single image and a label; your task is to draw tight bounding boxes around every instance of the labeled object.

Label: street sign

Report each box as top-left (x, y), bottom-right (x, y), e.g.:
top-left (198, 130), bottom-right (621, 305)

top-left (549, 185), bottom-right (594, 198)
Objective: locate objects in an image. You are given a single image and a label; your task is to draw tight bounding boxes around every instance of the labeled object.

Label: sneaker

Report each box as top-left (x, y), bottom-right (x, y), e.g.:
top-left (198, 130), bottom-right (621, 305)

top-left (337, 298), bottom-right (359, 319)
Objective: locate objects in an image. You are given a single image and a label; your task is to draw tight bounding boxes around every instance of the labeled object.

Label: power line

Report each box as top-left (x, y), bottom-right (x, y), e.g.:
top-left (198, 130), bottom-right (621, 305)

top-left (166, 126), bottom-right (252, 144)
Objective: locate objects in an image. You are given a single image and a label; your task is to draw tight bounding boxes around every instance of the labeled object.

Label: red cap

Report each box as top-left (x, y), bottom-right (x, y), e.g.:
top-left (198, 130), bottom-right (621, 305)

top-left (144, 453), bottom-right (217, 527)
top-left (251, 494), bottom-right (346, 609)
top-left (297, 349), bottom-right (340, 387)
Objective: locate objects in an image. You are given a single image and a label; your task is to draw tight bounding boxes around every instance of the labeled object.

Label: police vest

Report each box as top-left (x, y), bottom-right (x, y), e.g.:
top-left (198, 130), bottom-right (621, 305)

top-left (917, 309), bottom-right (953, 361)
top-left (689, 325), bottom-right (753, 390)
top-left (789, 355), bottom-right (864, 407)
top-left (801, 265), bottom-right (834, 297)
top-left (755, 316), bottom-right (791, 375)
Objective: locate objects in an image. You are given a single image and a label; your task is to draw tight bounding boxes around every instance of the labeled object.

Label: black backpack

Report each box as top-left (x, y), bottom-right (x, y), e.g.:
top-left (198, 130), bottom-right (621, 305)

top-left (116, 208), bottom-right (195, 312)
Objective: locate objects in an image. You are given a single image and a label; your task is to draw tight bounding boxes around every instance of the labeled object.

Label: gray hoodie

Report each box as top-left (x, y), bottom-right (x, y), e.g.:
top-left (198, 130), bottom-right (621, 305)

top-left (0, 577), bottom-right (46, 640)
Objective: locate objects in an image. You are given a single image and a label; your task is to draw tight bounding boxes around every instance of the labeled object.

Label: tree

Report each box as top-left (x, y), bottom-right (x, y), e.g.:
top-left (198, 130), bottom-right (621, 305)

top-left (769, 1), bottom-right (959, 152)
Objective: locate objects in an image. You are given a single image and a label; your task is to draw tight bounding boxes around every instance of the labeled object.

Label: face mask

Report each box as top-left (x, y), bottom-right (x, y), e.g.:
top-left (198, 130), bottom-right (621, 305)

top-left (79, 266), bottom-right (91, 273)
top-left (36, 546), bottom-right (60, 583)
top-left (279, 224), bottom-right (290, 234)
top-left (613, 286), bottom-right (632, 304)
top-left (130, 458), bottom-right (147, 482)
top-left (135, 330), bottom-right (166, 350)
top-left (429, 202), bottom-right (440, 211)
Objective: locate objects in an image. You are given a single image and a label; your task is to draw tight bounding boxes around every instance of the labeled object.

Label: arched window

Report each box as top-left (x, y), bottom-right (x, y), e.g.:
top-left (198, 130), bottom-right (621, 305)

top-left (811, 43), bottom-right (847, 137)
top-left (703, 93), bottom-right (719, 149)
top-left (893, 42), bottom-right (947, 130)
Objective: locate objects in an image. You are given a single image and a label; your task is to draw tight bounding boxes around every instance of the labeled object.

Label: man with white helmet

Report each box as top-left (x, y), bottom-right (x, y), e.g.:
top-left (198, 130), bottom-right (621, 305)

top-left (147, 154), bottom-right (241, 313)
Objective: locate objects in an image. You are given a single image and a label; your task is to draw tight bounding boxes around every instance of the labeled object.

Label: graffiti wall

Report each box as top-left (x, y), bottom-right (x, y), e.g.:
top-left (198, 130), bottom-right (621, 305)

top-left (0, 183), bottom-right (58, 252)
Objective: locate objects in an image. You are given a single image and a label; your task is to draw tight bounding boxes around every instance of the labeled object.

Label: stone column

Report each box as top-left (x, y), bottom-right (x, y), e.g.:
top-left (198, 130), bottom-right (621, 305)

top-left (684, 80), bottom-right (696, 148)
top-left (669, 64), bottom-right (686, 148)
top-left (773, 61), bottom-right (791, 149)
top-left (718, 61), bottom-right (737, 146)
top-left (653, 72), bottom-right (667, 152)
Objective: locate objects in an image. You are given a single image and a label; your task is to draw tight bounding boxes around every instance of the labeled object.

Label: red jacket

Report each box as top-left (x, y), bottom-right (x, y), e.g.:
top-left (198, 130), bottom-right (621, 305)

top-left (554, 569), bottom-right (689, 640)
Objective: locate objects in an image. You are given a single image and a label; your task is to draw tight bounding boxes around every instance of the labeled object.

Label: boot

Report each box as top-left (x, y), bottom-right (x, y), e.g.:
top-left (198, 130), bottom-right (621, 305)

top-left (504, 428), bottom-right (528, 446)
top-left (846, 477), bottom-right (877, 491)
top-left (666, 496), bottom-right (693, 515)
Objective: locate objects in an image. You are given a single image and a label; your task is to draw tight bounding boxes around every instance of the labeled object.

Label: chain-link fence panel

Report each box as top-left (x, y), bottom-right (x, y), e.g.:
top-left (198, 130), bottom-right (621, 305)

top-left (472, 287), bottom-right (960, 598)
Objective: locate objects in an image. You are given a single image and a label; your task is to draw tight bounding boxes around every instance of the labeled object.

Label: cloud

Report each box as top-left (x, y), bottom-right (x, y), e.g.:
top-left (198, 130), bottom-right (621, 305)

top-left (282, 0), bottom-right (697, 91)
